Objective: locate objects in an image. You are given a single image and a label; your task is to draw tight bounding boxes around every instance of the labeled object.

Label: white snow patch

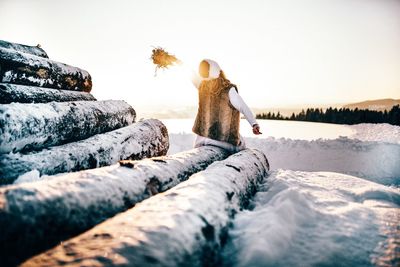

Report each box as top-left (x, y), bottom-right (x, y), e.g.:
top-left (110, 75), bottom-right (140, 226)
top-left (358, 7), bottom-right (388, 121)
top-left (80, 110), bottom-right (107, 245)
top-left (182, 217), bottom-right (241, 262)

top-left (245, 136), bottom-right (400, 185)
top-left (348, 123), bottom-right (400, 144)
top-left (162, 119), bottom-right (400, 144)
top-left (168, 134), bottom-right (400, 185)
top-left (2, 71), bottom-right (13, 82)
top-left (14, 169), bottom-right (40, 184)
top-left (166, 121), bottom-right (400, 185)
top-left (223, 170), bottom-right (400, 267)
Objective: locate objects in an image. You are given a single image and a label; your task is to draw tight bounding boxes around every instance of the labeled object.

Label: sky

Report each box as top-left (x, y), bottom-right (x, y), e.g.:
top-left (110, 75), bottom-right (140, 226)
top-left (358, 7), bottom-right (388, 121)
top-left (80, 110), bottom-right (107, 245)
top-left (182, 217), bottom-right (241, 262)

top-left (1, 0), bottom-right (400, 111)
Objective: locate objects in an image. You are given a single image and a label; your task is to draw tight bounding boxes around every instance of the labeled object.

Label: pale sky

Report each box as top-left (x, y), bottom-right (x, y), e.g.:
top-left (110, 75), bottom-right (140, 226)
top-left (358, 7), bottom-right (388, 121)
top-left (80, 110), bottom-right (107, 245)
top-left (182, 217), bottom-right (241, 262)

top-left (1, 0), bottom-right (399, 111)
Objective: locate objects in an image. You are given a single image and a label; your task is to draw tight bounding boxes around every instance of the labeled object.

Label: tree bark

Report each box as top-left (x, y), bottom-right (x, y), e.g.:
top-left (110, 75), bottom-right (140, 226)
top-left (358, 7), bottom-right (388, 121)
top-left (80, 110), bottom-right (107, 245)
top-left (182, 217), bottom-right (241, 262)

top-left (0, 100), bottom-right (136, 154)
top-left (21, 149), bottom-right (269, 267)
top-left (0, 47), bottom-right (92, 92)
top-left (0, 83), bottom-right (96, 104)
top-left (0, 146), bottom-right (230, 265)
top-left (0, 119), bottom-right (169, 185)
top-left (0, 39), bottom-right (48, 58)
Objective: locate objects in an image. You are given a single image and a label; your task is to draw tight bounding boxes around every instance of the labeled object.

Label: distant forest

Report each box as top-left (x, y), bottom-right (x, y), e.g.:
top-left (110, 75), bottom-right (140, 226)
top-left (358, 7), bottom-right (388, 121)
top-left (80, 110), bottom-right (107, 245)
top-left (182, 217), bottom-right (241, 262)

top-left (256, 105), bottom-right (400, 126)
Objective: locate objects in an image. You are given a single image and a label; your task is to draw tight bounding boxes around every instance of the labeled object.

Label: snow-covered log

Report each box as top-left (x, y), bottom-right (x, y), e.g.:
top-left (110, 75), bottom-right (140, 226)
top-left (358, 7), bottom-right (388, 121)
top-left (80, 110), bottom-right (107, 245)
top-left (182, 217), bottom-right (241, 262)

top-left (0, 39), bottom-right (48, 58)
top-left (0, 100), bottom-right (136, 154)
top-left (22, 149), bottom-right (269, 267)
top-left (0, 146), bottom-right (230, 265)
top-left (0, 47), bottom-right (92, 91)
top-left (0, 119), bottom-right (169, 184)
top-left (0, 83), bottom-right (96, 104)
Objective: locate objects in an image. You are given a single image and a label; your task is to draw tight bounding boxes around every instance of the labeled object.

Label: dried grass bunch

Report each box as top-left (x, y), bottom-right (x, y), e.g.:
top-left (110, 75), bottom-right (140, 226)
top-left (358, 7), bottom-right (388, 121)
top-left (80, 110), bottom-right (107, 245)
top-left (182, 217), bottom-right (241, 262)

top-left (151, 47), bottom-right (180, 75)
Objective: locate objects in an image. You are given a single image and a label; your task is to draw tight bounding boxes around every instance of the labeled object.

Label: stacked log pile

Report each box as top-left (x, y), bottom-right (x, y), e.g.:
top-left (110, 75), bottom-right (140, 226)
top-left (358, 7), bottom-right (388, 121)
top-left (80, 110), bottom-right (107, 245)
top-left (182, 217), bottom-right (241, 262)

top-left (0, 40), bottom-right (271, 266)
top-left (22, 149), bottom-right (270, 267)
top-left (0, 119), bottom-right (169, 184)
top-left (0, 146), bottom-right (229, 263)
top-left (0, 40), bottom-right (169, 184)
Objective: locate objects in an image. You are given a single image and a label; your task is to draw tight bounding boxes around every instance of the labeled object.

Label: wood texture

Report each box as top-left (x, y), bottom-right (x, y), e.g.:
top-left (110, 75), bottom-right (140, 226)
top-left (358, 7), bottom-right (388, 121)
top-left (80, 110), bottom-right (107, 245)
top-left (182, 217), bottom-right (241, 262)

top-left (21, 149), bottom-right (269, 267)
top-left (0, 146), bottom-right (230, 265)
top-left (0, 119), bottom-right (168, 184)
top-left (0, 47), bottom-right (92, 92)
top-left (0, 100), bottom-right (136, 154)
top-left (0, 83), bottom-right (96, 104)
top-left (0, 39), bottom-right (48, 58)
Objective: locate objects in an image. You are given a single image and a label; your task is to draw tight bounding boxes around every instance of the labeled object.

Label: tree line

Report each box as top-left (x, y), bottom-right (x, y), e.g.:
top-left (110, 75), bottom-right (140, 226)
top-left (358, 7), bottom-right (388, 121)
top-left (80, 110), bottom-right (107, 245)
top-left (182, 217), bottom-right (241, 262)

top-left (256, 105), bottom-right (400, 126)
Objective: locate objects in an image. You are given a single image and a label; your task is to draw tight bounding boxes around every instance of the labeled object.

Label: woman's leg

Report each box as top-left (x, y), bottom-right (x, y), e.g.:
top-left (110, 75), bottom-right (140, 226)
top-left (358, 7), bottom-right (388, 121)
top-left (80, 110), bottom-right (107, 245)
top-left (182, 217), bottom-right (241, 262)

top-left (196, 135), bottom-right (238, 153)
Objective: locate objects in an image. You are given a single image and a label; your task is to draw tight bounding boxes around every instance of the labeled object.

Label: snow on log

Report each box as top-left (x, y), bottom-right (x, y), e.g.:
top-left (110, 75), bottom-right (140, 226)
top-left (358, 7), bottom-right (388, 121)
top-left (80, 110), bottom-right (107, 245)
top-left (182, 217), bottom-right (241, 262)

top-left (22, 149), bottom-right (269, 267)
top-left (0, 83), bottom-right (96, 104)
top-left (0, 119), bottom-right (169, 185)
top-left (0, 39), bottom-right (48, 58)
top-left (0, 100), bottom-right (136, 154)
top-left (0, 146), bottom-right (230, 265)
top-left (0, 47), bottom-right (92, 91)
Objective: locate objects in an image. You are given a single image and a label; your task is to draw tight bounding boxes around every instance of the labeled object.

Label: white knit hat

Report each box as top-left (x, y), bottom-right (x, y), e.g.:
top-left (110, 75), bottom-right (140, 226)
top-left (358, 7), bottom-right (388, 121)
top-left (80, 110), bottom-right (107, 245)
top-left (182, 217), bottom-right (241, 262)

top-left (201, 59), bottom-right (221, 80)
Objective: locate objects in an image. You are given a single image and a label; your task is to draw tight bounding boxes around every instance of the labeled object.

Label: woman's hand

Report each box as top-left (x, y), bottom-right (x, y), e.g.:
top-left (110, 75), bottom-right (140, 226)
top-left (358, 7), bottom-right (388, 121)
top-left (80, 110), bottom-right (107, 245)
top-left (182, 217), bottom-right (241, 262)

top-left (252, 124), bottom-right (262, 135)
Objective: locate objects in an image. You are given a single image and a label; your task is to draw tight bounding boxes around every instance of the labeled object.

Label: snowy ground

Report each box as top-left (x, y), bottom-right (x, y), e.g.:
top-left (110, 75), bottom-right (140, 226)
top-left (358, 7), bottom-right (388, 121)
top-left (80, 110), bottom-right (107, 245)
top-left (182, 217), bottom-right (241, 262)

top-left (163, 119), bottom-right (400, 266)
top-left (164, 119), bottom-right (400, 186)
top-left (223, 170), bottom-right (399, 267)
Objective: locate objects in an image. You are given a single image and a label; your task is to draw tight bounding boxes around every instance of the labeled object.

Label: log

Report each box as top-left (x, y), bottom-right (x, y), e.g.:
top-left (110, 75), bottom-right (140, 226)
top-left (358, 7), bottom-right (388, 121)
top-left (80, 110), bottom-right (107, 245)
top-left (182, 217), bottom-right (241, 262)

top-left (0, 83), bottom-right (96, 104)
top-left (0, 100), bottom-right (136, 154)
top-left (0, 146), bottom-right (230, 265)
top-left (0, 39), bottom-right (48, 58)
top-left (0, 119), bottom-right (169, 185)
top-left (21, 149), bottom-right (269, 267)
top-left (0, 47), bottom-right (92, 92)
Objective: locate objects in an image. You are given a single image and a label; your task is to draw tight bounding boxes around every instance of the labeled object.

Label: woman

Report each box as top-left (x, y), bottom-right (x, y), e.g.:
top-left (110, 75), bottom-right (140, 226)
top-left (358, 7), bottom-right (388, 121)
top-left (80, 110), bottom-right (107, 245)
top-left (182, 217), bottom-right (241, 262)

top-left (192, 59), bottom-right (262, 153)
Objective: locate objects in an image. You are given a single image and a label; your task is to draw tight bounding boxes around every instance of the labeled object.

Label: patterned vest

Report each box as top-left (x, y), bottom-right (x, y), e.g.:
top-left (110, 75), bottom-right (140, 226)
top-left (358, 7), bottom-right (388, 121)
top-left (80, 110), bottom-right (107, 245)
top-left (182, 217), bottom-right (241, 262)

top-left (192, 82), bottom-right (240, 146)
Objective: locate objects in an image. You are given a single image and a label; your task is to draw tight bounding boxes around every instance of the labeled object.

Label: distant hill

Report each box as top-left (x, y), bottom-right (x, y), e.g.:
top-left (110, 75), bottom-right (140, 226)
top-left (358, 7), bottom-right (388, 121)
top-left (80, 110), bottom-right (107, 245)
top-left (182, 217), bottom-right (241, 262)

top-left (343, 99), bottom-right (400, 111)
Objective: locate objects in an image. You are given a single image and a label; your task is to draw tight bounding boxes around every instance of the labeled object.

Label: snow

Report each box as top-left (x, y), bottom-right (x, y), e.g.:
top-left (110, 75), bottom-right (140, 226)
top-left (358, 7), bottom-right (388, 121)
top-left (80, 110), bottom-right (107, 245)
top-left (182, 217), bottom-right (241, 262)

top-left (222, 170), bottom-right (400, 267)
top-left (161, 119), bottom-right (356, 141)
top-left (245, 137), bottom-right (400, 185)
top-left (3, 71), bottom-right (13, 82)
top-left (13, 169), bottom-right (40, 184)
top-left (162, 119), bottom-right (400, 143)
top-left (349, 123), bottom-right (400, 144)
top-left (165, 120), bottom-right (400, 185)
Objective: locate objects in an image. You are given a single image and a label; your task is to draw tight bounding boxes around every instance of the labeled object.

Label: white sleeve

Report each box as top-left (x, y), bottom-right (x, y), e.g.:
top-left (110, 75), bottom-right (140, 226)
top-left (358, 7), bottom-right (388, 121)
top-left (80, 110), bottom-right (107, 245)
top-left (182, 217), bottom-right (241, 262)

top-left (228, 88), bottom-right (258, 126)
top-left (191, 70), bottom-right (202, 89)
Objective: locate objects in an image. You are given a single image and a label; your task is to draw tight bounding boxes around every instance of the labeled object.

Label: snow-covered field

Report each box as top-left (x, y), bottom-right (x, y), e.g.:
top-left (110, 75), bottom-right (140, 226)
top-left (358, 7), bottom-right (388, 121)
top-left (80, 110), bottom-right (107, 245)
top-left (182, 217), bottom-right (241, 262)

top-left (164, 119), bottom-right (400, 185)
top-left (163, 119), bottom-right (400, 266)
top-left (223, 170), bottom-right (399, 267)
